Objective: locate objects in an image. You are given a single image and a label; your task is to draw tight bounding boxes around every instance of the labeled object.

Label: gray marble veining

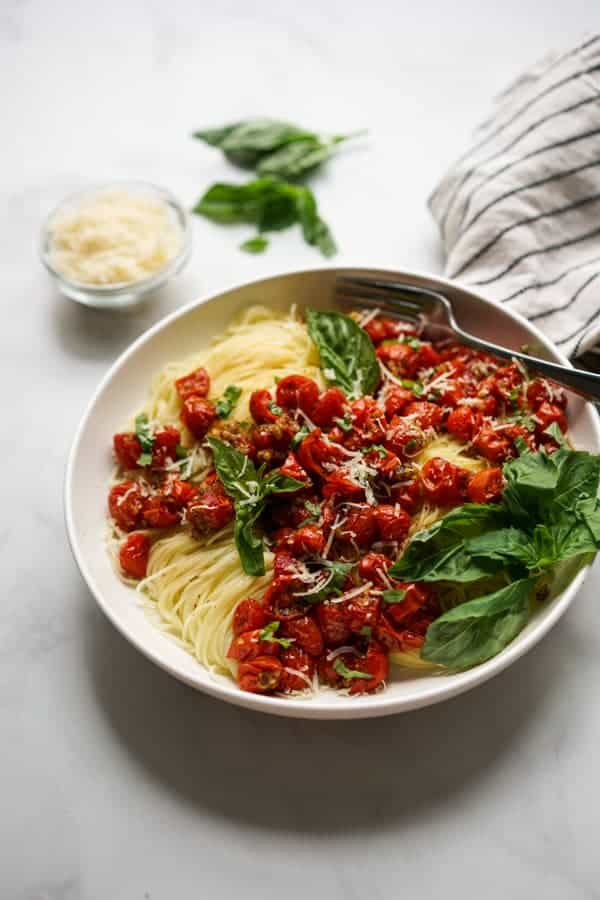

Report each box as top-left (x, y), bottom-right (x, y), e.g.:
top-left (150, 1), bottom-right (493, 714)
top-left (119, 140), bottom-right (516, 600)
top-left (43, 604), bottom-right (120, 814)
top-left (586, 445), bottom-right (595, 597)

top-left (3, 2), bottom-right (600, 898)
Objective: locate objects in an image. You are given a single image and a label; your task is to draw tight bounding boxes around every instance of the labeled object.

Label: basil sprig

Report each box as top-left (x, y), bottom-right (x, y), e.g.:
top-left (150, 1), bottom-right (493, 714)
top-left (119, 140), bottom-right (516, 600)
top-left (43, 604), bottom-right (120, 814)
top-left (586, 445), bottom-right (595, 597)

top-left (215, 385), bottom-right (242, 419)
top-left (208, 437), bottom-right (304, 576)
top-left (390, 437), bottom-right (600, 670)
top-left (135, 413), bottom-right (154, 466)
top-left (306, 308), bottom-right (379, 398)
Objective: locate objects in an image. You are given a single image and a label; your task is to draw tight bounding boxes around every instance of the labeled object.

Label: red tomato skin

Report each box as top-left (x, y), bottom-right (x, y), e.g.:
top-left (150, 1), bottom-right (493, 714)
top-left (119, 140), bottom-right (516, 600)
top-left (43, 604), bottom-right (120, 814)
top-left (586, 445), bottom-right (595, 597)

top-left (343, 593), bottom-right (381, 634)
top-left (527, 378), bottom-right (567, 410)
top-left (249, 389), bottom-right (278, 424)
top-left (276, 375), bottom-right (320, 414)
top-left (534, 401), bottom-right (568, 434)
top-left (348, 642), bottom-right (389, 695)
top-left (420, 457), bottom-right (469, 506)
top-left (390, 478), bottom-right (421, 513)
top-left (472, 425), bottom-right (513, 463)
top-left (109, 481), bottom-right (145, 531)
top-left (364, 316), bottom-right (416, 344)
top-left (404, 401), bottom-right (444, 430)
top-left (385, 417), bottom-right (424, 459)
top-left (181, 397), bottom-right (216, 439)
top-left (311, 388), bottom-right (347, 428)
top-left (143, 495), bottom-right (180, 528)
top-left (322, 470), bottom-right (366, 501)
top-left (237, 657), bottom-right (283, 693)
top-left (467, 467), bottom-right (504, 503)
top-left (374, 504), bottom-right (411, 542)
top-left (232, 599), bottom-right (270, 637)
top-left (187, 492), bottom-right (234, 533)
top-left (339, 505), bottom-right (377, 547)
top-left (385, 583), bottom-right (433, 626)
top-left (349, 397), bottom-right (386, 443)
top-left (284, 525), bottom-right (325, 558)
top-left (162, 478), bottom-right (198, 507)
top-left (446, 406), bottom-right (480, 442)
top-left (227, 628), bottom-right (280, 662)
top-left (280, 648), bottom-right (315, 692)
top-left (119, 533), bottom-right (150, 579)
top-left (151, 426), bottom-right (181, 469)
top-left (281, 616), bottom-right (324, 657)
top-left (263, 577), bottom-right (305, 621)
top-left (384, 386), bottom-right (414, 419)
top-left (358, 553), bottom-right (392, 587)
top-left (175, 367), bottom-right (210, 400)
top-left (316, 603), bottom-right (352, 647)
top-left (114, 432), bottom-right (143, 470)
top-left (278, 452), bottom-right (310, 487)
top-left (297, 429), bottom-right (344, 477)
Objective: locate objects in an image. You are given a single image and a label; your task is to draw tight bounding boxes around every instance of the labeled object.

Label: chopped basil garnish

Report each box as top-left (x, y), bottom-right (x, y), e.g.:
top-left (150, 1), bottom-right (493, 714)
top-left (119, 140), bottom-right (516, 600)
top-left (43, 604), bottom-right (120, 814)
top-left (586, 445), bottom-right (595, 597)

top-left (215, 385), bottom-right (242, 419)
top-left (333, 658), bottom-right (372, 681)
top-left (382, 589), bottom-right (407, 604)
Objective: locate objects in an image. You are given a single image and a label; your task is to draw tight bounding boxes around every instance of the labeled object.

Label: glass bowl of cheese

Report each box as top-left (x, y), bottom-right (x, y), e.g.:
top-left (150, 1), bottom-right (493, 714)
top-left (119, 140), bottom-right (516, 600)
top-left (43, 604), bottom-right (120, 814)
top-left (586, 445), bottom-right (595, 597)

top-left (41, 182), bottom-right (192, 308)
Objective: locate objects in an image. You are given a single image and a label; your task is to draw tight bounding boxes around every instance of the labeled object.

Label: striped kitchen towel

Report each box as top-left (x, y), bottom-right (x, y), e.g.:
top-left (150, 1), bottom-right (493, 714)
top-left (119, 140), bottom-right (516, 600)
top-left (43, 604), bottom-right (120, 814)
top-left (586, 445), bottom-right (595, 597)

top-left (429, 35), bottom-right (600, 358)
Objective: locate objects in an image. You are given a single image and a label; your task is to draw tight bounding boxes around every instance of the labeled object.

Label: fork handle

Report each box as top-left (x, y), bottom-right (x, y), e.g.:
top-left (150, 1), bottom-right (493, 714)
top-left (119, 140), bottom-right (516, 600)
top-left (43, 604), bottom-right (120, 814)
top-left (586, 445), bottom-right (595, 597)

top-left (454, 329), bottom-right (600, 402)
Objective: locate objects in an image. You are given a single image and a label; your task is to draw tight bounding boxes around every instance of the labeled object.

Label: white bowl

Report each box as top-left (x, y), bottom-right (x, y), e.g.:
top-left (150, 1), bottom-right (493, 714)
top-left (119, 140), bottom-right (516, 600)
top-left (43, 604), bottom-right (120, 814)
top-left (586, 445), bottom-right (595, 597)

top-left (65, 267), bottom-right (600, 719)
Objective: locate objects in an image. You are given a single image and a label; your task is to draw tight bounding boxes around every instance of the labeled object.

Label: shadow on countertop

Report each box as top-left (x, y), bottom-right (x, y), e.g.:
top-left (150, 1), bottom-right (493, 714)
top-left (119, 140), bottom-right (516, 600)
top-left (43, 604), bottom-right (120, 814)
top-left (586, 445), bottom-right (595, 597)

top-left (83, 595), bottom-right (572, 835)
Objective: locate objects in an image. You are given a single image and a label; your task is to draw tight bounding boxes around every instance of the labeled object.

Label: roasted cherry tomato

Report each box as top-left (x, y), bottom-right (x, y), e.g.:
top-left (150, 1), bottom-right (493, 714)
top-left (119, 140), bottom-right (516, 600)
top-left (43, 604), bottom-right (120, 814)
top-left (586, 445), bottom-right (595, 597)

top-left (364, 316), bottom-right (416, 344)
top-left (280, 647), bottom-right (315, 692)
top-left (251, 415), bottom-right (299, 465)
top-left (232, 599), bottom-right (270, 637)
top-left (276, 375), bottom-right (320, 414)
top-left (347, 641), bottom-right (389, 695)
top-left (249, 389), bottom-right (279, 424)
top-left (263, 577), bottom-right (305, 621)
top-left (361, 448), bottom-right (401, 479)
top-left (383, 386), bottom-right (414, 419)
top-left (374, 504), bottom-right (411, 542)
top-left (175, 367), bottom-right (210, 400)
top-left (151, 426), bottom-right (181, 469)
top-left (339, 504), bottom-right (377, 547)
top-left (109, 481), bottom-right (145, 531)
top-left (446, 406), bottom-right (480, 442)
top-left (311, 388), bottom-right (347, 428)
top-left (385, 417), bottom-right (424, 459)
top-left (385, 582), bottom-right (433, 626)
top-left (358, 552), bottom-right (392, 587)
top-left (404, 401), bottom-right (444, 430)
top-left (420, 457), bottom-right (469, 506)
top-left (390, 478), bottom-right (421, 513)
top-left (472, 424), bottom-right (513, 463)
top-left (298, 429), bottom-right (344, 477)
top-left (282, 525), bottom-right (325, 558)
top-left (281, 615), bottom-right (324, 657)
top-left (349, 397), bottom-right (386, 444)
top-left (343, 592), bottom-right (381, 634)
top-left (467, 467), bottom-right (504, 503)
top-left (317, 602), bottom-right (352, 647)
top-left (322, 469), bottom-right (366, 501)
top-left (143, 495), bottom-right (180, 528)
top-left (227, 628), bottom-right (280, 661)
top-left (237, 657), bottom-right (283, 693)
top-left (181, 397), bottom-right (216, 439)
top-left (187, 491), bottom-right (234, 533)
top-left (527, 378), bottom-right (567, 410)
top-left (113, 432), bottom-right (143, 470)
top-left (119, 533), bottom-right (150, 579)
top-left (534, 401), bottom-right (568, 434)
top-left (162, 477), bottom-right (198, 507)
top-left (278, 452), bottom-right (310, 487)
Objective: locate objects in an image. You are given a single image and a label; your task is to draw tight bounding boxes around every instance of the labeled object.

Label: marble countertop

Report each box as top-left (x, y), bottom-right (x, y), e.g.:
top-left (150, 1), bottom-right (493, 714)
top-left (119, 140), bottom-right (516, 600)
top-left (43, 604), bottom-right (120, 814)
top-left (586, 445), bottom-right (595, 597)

top-left (4, 2), bottom-right (600, 898)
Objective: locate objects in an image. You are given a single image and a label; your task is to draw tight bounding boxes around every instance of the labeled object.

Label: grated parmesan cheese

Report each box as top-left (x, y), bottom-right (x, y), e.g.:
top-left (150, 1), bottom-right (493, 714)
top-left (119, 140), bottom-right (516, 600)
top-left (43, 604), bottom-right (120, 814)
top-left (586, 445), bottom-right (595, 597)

top-left (48, 189), bottom-right (183, 286)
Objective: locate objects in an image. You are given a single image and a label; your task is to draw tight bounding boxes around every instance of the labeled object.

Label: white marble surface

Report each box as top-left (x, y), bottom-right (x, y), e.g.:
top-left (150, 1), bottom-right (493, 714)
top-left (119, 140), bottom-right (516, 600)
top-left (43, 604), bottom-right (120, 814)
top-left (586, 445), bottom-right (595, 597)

top-left (4, 2), bottom-right (600, 898)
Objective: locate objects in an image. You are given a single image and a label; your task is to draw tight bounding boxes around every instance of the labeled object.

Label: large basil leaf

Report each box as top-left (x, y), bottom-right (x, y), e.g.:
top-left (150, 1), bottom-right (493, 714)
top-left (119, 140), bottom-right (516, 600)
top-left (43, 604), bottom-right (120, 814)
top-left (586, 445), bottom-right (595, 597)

top-left (501, 448), bottom-right (563, 527)
top-left (193, 119), bottom-right (314, 167)
top-left (257, 133), bottom-right (360, 181)
top-left (421, 578), bottom-right (536, 669)
top-left (305, 308), bottom-right (379, 397)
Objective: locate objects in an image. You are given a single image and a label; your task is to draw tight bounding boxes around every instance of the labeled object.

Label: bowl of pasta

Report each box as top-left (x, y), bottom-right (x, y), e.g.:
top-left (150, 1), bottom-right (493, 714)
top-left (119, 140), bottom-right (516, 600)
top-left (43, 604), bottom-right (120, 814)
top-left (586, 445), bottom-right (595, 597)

top-left (65, 267), bottom-right (600, 719)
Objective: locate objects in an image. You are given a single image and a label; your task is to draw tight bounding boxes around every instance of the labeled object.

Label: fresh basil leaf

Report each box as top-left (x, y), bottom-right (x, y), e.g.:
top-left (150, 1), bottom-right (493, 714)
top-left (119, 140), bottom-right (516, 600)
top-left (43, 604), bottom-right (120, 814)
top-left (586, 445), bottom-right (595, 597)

top-left (259, 620), bottom-right (294, 648)
top-left (544, 422), bottom-right (568, 447)
top-left (300, 561), bottom-right (353, 603)
top-left (193, 178), bottom-right (277, 224)
top-left (501, 448), bottom-right (562, 526)
top-left (192, 123), bottom-right (241, 147)
top-left (306, 308), bottom-right (379, 398)
top-left (135, 413), bottom-right (154, 454)
top-left (193, 119), bottom-right (314, 167)
top-left (304, 500), bottom-right (322, 517)
top-left (136, 452), bottom-right (153, 467)
top-left (257, 132), bottom-right (362, 180)
top-left (294, 187), bottom-right (337, 257)
top-left (240, 236), bottom-right (268, 253)
top-left (208, 437), bottom-right (259, 503)
top-left (333, 414), bottom-right (352, 432)
top-left (332, 658), bottom-right (372, 680)
top-left (175, 444), bottom-right (188, 460)
top-left (234, 506), bottom-right (267, 576)
top-left (389, 504), bottom-right (505, 581)
top-left (215, 385), bottom-right (242, 419)
top-left (575, 497), bottom-right (600, 543)
top-left (465, 528), bottom-right (532, 566)
top-left (265, 471), bottom-right (305, 494)
top-left (291, 426), bottom-right (309, 449)
top-left (382, 589), bottom-right (406, 604)
top-left (421, 578), bottom-right (536, 669)
top-left (547, 451), bottom-right (600, 522)
top-left (529, 520), bottom-right (599, 569)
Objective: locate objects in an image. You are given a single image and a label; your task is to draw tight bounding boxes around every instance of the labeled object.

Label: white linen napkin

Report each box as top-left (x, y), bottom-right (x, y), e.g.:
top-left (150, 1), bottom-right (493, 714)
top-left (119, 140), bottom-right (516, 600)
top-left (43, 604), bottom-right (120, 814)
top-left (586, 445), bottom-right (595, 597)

top-left (429, 35), bottom-right (600, 359)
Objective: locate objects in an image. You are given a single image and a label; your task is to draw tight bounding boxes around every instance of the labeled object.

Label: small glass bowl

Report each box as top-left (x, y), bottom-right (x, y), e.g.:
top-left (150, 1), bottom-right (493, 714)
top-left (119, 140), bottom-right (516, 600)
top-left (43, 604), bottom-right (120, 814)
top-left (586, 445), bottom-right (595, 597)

top-left (40, 181), bottom-right (192, 309)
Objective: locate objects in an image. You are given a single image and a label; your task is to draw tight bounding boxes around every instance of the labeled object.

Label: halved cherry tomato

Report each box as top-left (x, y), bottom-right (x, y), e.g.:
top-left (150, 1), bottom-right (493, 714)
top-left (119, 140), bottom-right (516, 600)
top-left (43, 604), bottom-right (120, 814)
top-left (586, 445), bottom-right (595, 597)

top-left (187, 491), bottom-right (234, 533)
top-left (344, 592), bottom-right (381, 634)
top-left (232, 599), bottom-right (270, 637)
top-left (263, 577), bottom-right (305, 621)
top-left (280, 648), bottom-right (315, 692)
top-left (151, 426), bottom-right (181, 469)
top-left (143, 495), bottom-right (180, 528)
top-left (282, 525), bottom-right (325, 558)
top-left (278, 452), bottom-right (310, 487)
top-left (175, 367), bottom-right (210, 401)
top-left (527, 378), bottom-right (567, 410)
top-left (119, 533), bottom-right (150, 579)
top-left (249, 389), bottom-right (279, 424)
top-left (281, 615), bottom-right (324, 656)
top-left (227, 628), bottom-right (280, 661)
top-left (181, 397), bottom-right (216, 439)
top-left (349, 397), bottom-right (386, 443)
top-left (311, 388), bottom-right (347, 428)
top-left (534, 401), bottom-right (567, 434)
top-left (322, 469), bottom-right (366, 501)
top-left (347, 641), bottom-right (389, 694)
top-left (162, 478), bottom-right (198, 507)
top-left (276, 375), bottom-right (319, 414)
top-left (384, 386), bottom-right (413, 419)
top-left (339, 504), bottom-right (377, 547)
top-left (298, 429), bottom-right (344, 477)
top-left (385, 417), bottom-right (424, 459)
top-left (237, 657), bottom-right (283, 693)
top-left (364, 316), bottom-right (417, 344)
top-left (446, 406), bottom-right (480, 442)
top-left (374, 504), bottom-right (411, 541)
top-left (390, 478), bottom-right (421, 513)
top-left (316, 602), bottom-right (352, 647)
top-left (420, 457), bottom-right (469, 506)
top-left (385, 583), bottom-right (433, 626)
top-left (467, 467), bottom-right (504, 503)
top-left (109, 481), bottom-right (145, 531)
top-left (113, 432), bottom-right (142, 469)
top-left (358, 552), bottom-right (392, 587)
top-left (404, 401), bottom-right (444, 430)
top-left (472, 424), bottom-right (513, 463)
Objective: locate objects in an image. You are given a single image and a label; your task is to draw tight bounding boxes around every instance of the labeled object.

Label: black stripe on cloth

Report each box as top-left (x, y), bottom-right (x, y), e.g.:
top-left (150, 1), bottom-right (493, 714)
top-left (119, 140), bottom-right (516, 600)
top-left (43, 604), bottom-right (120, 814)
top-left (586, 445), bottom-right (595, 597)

top-left (436, 62), bottom-right (600, 231)
top-left (452, 125), bottom-right (600, 237)
top-left (556, 301), bottom-right (600, 352)
top-left (529, 270), bottom-right (600, 320)
top-left (449, 191), bottom-right (600, 279)
top-left (499, 252), bottom-right (600, 302)
top-left (456, 158), bottom-right (600, 236)
top-left (439, 92), bottom-right (600, 235)
top-left (470, 223), bottom-right (600, 287)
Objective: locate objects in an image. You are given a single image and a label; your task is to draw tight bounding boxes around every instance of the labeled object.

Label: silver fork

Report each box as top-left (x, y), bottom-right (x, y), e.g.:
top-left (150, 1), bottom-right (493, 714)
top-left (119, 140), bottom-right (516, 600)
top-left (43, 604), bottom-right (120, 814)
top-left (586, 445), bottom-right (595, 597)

top-left (336, 275), bottom-right (600, 401)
